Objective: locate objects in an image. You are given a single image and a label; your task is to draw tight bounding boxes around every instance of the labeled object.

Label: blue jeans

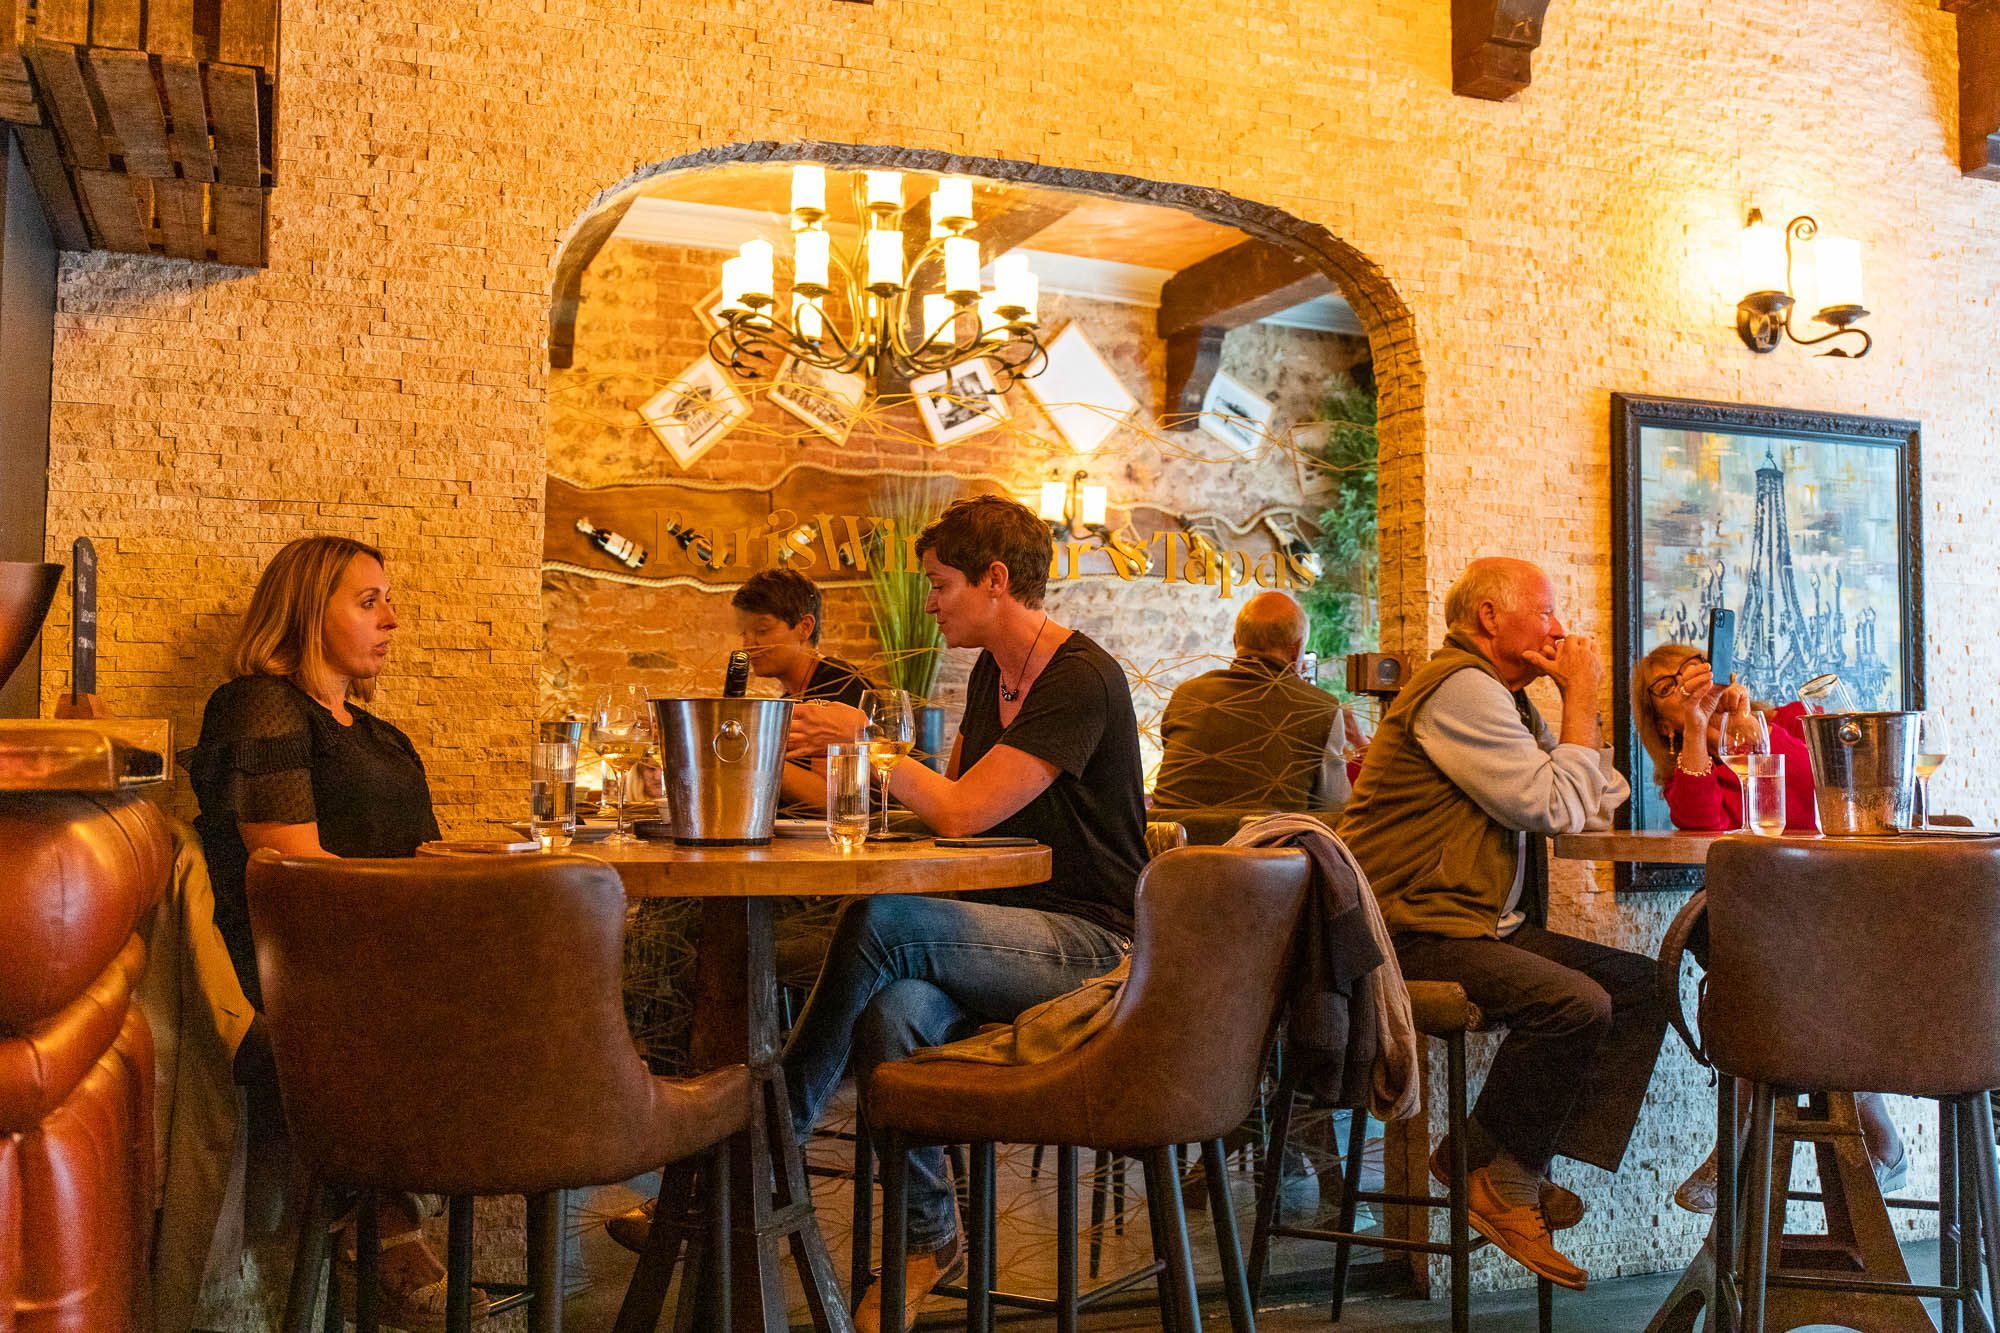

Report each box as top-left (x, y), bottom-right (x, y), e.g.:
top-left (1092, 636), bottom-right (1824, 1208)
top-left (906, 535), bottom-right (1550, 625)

top-left (780, 894), bottom-right (1129, 1252)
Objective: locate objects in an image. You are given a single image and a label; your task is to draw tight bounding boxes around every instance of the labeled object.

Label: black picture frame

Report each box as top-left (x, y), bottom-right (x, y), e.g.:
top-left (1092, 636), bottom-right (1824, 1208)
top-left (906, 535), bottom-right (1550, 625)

top-left (1610, 394), bottom-right (1923, 891)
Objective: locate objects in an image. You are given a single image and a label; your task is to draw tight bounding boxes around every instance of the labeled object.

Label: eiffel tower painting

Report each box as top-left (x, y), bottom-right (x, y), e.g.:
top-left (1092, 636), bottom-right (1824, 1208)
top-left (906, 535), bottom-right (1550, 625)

top-left (1614, 396), bottom-right (1920, 844)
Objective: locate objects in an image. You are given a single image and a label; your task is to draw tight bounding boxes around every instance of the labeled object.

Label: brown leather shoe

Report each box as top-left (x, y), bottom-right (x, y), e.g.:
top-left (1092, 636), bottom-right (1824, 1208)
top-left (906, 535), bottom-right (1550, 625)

top-left (1463, 1167), bottom-right (1588, 1290)
top-left (1429, 1145), bottom-right (1584, 1231)
top-left (852, 1230), bottom-right (964, 1333)
top-left (605, 1198), bottom-right (654, 1254)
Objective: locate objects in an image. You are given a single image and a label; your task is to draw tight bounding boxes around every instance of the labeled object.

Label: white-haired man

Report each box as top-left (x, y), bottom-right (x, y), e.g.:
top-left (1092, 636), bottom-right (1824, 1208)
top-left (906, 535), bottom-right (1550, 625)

top-left (1337, 557), bottom-right (1662, 1291)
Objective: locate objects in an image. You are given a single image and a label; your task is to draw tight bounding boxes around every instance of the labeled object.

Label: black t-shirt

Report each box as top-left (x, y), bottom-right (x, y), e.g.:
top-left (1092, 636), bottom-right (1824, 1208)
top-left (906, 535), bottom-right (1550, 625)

top-left (957, 632), bottom-right (1146, 937)
top-left (801, 654), bottom-right (872, 708)
top-left (183, 675), bottom-right (442, 1007)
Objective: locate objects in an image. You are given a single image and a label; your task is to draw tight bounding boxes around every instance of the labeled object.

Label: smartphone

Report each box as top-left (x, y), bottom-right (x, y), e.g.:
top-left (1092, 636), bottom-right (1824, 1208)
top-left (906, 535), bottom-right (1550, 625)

top-left (934, 835), bottom-right (1039, 848)
top-left (1705, 608), bottom-right (1737, 687)
top-left (1299, 651), bottom-right (1319, 683)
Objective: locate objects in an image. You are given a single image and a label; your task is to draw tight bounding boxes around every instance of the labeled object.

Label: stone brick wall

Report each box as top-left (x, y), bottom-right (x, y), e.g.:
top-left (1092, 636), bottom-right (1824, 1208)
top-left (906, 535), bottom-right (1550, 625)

top-left (29, 0), bottom-right (1999, 1291)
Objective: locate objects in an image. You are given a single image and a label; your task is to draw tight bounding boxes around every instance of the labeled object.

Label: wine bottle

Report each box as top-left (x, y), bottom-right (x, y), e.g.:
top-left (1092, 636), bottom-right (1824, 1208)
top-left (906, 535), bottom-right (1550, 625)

top-left (662, 517), bottom-right (716, 564)
top-left (575, 517), bottom-right (647, 570)
top-left (723, 650), bottom-right (752, 697)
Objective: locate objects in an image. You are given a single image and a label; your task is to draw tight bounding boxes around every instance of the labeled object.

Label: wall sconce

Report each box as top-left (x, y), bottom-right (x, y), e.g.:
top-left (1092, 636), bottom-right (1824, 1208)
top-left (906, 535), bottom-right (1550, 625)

top-left (1038, 470), bottom-right (1110, 541)
top-left (1735, 209), bottom-right (1872, 358)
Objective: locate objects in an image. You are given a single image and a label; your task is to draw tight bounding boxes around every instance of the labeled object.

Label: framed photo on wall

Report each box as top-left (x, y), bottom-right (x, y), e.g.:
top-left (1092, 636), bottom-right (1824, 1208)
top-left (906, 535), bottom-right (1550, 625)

top-left (1610, 394), bottom-right (1923, 890)
top-left (1019, 322), bottom-right (1137, 454)
top-left (1197, 371), bottom-right (1275, 458)
top-left (910, 359), bottom-right (1009, 447)
top-left (771, 360), bottom-right (870, 445)
top-left (640, 359), bottom-right (752, 470)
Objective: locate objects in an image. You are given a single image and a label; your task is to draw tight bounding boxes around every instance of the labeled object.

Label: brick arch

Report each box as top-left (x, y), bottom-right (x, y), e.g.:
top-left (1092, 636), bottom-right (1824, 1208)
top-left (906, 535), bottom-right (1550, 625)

top-left (549, 140), bottom-right (1430, 655)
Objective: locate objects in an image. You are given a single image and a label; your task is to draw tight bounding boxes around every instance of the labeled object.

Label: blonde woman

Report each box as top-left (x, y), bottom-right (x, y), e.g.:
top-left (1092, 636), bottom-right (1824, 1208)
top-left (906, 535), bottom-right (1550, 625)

top-left (184, 535), bottom-right (474, 1326)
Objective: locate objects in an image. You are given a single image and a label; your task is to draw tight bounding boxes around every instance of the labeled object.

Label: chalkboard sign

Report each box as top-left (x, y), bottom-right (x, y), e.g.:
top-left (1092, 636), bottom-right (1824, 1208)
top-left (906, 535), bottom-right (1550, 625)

top-left (71, 537), bottom-right (96, 700)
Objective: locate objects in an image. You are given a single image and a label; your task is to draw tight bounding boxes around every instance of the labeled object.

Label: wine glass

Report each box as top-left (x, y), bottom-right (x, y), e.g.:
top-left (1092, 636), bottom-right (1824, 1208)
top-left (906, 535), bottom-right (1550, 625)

top-left (1716, 709), bottom-right (1772, 835)
top-left (858, 689), bottom-right (915, 838)
top-left (590, 684), bottom-right (654, 846)
top-left (1914, 710), bottom-right (1950, 829)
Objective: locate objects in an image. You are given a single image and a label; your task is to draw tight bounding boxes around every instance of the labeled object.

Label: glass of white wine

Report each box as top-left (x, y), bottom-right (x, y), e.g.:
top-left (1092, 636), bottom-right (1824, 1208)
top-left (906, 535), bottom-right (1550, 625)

top-left (590, 683), bottom-right (654, 846)
top-left (859, 688), bottom-right (915, 838)
top-left (1717, 709), bottom-right (1773, 835)
top-left (1914, 709), bottom-right (1950, 829)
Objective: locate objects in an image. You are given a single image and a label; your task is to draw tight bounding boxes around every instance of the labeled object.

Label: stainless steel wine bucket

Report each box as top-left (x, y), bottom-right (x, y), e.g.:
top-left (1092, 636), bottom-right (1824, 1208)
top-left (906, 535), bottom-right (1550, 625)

top-left (650, 697), bottom-right (795, 846)
top-left (1799, 710), bottom-right (1919, 836)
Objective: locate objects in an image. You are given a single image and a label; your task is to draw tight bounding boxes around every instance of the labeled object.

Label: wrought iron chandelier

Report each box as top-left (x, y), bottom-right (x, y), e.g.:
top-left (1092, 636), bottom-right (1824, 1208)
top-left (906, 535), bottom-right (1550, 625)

top-left (710, 166), bottom-right (1047, 392)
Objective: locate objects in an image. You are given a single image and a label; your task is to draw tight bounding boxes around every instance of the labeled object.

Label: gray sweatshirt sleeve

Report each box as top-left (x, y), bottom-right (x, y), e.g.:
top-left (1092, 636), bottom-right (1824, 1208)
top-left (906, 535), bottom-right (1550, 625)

top-left (1411, 669), bottom-right (1630, 836)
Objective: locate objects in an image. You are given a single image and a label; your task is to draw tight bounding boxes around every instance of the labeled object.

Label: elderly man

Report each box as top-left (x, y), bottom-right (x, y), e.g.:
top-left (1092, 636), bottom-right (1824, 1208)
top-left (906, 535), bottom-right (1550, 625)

top-left (1152, 591), bottom-right (1353, 811)
top-left (1337, 558), bottom-right (1662, 1291)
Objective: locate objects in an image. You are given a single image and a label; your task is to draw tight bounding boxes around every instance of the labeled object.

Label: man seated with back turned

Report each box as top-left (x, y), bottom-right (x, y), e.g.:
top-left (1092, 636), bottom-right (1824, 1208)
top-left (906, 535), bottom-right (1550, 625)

top-left (1336, 557), bottom-right (1663, 1291)
top-left (1151, 590), bottom-right (1353, 812)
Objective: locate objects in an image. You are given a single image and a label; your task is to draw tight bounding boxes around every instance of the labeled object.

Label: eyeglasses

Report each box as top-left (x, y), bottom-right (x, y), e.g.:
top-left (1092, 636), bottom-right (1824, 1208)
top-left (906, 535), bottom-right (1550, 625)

top-left (1647, 655), bottom-right (1708, 701)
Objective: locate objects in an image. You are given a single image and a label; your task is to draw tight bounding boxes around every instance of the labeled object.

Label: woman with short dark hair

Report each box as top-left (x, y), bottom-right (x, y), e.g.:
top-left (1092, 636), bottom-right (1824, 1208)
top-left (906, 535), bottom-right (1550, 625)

top-left (782, 494), bottom-right (1147, 1329)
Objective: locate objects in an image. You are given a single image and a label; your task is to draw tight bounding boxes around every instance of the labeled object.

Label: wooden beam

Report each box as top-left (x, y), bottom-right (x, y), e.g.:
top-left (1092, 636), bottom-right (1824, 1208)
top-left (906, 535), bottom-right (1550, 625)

top-left (76, 168), bottom-right (149, 250)
top-left (22, 40), bottom-right (110, 169)
top-left (216, 0), bottom-right (277, 71)
top-left (211, 182), bottom-right (263, 265)
top-left (2, 0), bottom-right (38, 124)
top-left (1950, 0), bottom-right (2000, 180)
top-left (144, 0), bottom-right (200, 61)
top-left (89, 47), bottom-right (174, 176)
top-left (549, 197), bottom-right (636, 370)
top-left (153, 178), bottom-right (206, 259)
top-left (90, 0), bottom-right (145, 51)
top-left (1163, 326), bottom-right (1225, 419)
top-left (1452, 0), bottom-right (1552, 101)
top-left (205, 62), bottom-right (262, 185)
top-left (160, 59), bottom-right (215, 182)
top-left (1155, 238), bottom-right (1330, 339)
top-left (13, 123), bottom-right (89, 249)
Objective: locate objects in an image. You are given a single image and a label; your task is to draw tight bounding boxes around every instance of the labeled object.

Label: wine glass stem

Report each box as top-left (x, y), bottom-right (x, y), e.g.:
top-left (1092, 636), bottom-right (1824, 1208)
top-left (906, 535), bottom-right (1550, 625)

top-left (878, 772), bottom-right (888, 836)
top-left (1916, 776), bottom-right (1930, 830)
top-left (618, 767), bottom-right (633, 839)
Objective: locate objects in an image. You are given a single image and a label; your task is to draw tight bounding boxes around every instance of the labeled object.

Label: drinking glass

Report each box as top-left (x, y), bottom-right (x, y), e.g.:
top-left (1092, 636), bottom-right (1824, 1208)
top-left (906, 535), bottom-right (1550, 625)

top-left (1741, 753), bottom-right (1786, 836)
top-left (590, 684), bottom-right (654, 846)
top-left (825, 743), bottom-right (871, 851)
top-left (1717, 710), bottom-right (1772, 835)
top-left (859, 688), bottom-right (915, 837)
top-left (1914, 709), bottom-right (1950, 829)
top-left (530, 720), bottom-right (580, 851)
top-left (1799, 673), bottom-right (1858, 715)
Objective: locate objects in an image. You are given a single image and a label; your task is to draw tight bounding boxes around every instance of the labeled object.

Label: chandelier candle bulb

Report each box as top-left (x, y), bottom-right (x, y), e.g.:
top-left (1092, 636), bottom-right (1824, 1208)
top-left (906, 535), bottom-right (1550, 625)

top-left (932, 177), bottom-right (974, 228)
top-left (922, 294), bottom-right (957, 345)
top-left (1018, 272), bottom-right (1040, 324)
top-left (793, 228), bottom-right (830, 292)
top-left (978, 291), bottom-right (1008, 338)
top-left (943, 236), bottom-right (980, 297)
top-left (865, 171), bottom-right (903, 212)
top-left (1815, 236), bottom-right (1864, 313)
top-left (993, 252), bottom-right (1031, 306)
top-left (866, 229), bottom-right (904, 290)
top-left (719, 257), bottom-right (751, 314)
top-left (793, 293), bottom-right (824, 341)
top-left (739, 239), bottom-right (775, 302)
top-left (790, 164), bottom-right (826, 220)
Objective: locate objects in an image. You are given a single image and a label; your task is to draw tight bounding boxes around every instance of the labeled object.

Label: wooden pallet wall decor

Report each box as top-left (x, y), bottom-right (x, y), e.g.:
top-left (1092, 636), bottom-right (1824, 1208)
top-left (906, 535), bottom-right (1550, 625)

top-left (1, 0), bottom-right (278, 264)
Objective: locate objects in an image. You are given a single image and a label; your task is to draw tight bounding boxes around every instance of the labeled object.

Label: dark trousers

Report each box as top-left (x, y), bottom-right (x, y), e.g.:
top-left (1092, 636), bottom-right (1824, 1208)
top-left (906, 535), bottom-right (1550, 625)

top-left (1394, 924), bottom-right (1666, 1174)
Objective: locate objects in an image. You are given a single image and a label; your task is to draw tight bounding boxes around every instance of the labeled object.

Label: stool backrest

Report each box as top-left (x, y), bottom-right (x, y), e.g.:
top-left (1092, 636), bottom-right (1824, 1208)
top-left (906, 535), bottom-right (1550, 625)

top-left (247, 851), bottom-right (669, 1193)
top-left (1704, 835), bottom-right (2000, 1096)
top-left (1079, 845), bottom-right (1309, 1148)
top-left (1143, 820), bottom-right (1189, 860)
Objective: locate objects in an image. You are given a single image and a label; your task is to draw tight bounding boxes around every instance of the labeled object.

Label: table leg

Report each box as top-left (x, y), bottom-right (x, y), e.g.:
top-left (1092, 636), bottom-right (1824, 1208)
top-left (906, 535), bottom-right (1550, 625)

top-left (688, 897), bottom-right (855, 1333)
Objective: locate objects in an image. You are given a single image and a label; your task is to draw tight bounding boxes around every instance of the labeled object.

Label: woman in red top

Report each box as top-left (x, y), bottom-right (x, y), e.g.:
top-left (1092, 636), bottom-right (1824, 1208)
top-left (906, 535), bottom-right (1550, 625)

top-left (1631, 643), bottom-right (1818, 832)
top-left (1631, 642), bottom-right (1906, 1211)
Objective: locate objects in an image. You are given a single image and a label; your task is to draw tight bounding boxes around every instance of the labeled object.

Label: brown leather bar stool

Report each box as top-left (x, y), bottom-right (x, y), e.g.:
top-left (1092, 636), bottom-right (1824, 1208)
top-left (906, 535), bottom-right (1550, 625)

top-left (1703, 834), bottom-right (2000, 1333)
top-left (248, 851), bottom-right (749, 1333)
top-left (1246, 981), bottom-right (1553, 1333)
top-left (867, 845), bottom-right (1312, 1333)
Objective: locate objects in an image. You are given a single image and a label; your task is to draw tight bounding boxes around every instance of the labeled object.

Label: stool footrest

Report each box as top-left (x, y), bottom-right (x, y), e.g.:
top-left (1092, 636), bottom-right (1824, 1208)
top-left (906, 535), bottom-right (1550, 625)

top-left (935, 1259), bottom-right (1165, 1313)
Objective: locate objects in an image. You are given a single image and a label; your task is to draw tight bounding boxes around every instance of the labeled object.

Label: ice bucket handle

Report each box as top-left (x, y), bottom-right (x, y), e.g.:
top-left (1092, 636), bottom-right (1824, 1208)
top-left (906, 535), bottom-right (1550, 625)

top-left (1837, 719), bottom-right (1864, 747)
top-left (713, 719), bottom-right (749, 764)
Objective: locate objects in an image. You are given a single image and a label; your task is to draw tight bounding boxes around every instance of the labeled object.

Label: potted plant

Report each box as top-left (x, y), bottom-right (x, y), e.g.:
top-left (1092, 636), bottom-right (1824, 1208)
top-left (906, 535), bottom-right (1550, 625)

top-left (865, 478), bottom-right (950, 770)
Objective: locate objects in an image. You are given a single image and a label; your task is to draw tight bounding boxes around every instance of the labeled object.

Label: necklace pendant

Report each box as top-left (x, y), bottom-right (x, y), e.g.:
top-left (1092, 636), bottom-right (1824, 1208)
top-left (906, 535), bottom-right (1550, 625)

top-left (999, 683), bottom-right (1020, 702)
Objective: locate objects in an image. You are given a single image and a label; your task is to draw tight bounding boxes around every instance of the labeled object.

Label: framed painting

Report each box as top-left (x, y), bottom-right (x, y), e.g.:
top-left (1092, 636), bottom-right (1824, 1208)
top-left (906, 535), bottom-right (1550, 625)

top-left (1610, 394), bottom-right (1922, 891)
top-left (640, 358), bottom-right (753, 470)
top-left (910, 359), bottom-right (1010, 447)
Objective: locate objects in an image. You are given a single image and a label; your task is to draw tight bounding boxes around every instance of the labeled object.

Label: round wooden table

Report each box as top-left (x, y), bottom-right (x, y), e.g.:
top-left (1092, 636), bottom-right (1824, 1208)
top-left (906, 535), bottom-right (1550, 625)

top-left (583, 834), bottom-right (1051, 1333)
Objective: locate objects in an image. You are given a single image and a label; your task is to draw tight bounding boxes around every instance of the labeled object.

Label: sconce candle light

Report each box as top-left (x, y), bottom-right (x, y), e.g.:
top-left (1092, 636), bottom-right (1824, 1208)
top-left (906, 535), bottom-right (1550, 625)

top-left (1038, 470), bottom-right (1110, 541)
top-left (1735, 209), bottom-right (1872, 358)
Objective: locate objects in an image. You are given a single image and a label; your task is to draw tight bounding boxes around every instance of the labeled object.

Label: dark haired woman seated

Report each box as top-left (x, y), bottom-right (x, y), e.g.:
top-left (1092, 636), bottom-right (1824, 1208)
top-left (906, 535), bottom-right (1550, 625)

top-left (183, 535), bottom-right (475, 1328)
